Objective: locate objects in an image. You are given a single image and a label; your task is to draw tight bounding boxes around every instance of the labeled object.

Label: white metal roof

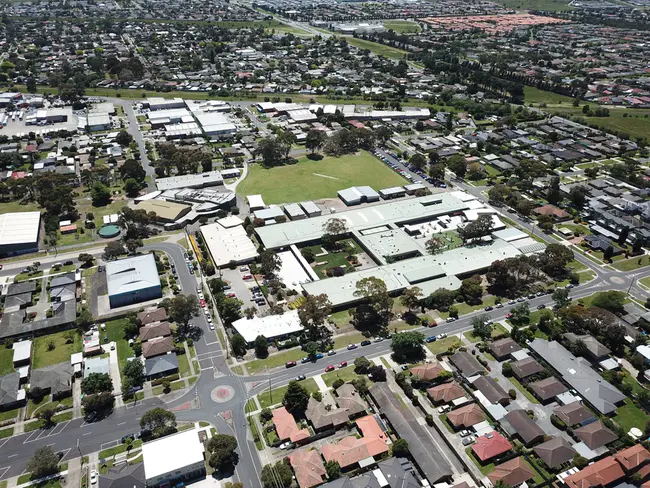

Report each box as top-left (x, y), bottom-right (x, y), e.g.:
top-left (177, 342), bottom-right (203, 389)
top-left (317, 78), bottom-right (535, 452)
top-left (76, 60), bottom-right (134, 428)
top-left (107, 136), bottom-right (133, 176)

top-left (0, 211), bottom-right (40, 246)
top-left (231, 310), bottom-right (303, 343)
top-left (142, 428), bottom-right (205, 480)
top-left (201, 222), bottom-right (258, 267)
top-left (247, 194), bottom-right (265, 209)
top-left (12, 340), bottom-right (31, 363)
top-left (106, 254), bottom-right (161, 297)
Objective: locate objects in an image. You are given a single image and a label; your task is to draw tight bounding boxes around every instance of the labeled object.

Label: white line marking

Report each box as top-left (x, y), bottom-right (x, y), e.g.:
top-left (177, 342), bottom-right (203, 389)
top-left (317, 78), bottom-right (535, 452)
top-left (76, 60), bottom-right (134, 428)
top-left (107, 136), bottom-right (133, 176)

top-left (82, 432), bottom-right (92, 436)
top-left (7, 455), bottom-right (17, 459)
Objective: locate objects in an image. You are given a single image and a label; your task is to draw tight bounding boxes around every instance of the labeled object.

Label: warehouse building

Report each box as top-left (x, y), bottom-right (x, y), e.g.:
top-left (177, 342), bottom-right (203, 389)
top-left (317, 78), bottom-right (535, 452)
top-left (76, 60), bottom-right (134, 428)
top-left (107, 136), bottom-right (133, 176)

top-left (145, 97), bottom-right (186, 111)
top-left (156, 172), bottom-right (224, 191)
top-left (0, 211), bottom-right (41, 257)
top-left (142, 428), bottom-right (206, 487)
top-left (133, 200), bottom-right (191, 224)
top-left (106, 254), bottom-right (162, 309)
top-left (284, 203), bottom-right (307, 220)
top-left (193, 112), bottom-right (237, 137)
top-left (300, 201), bottom-right (322, 217)
top-left (338, 186), bottom-right (380, 206)
top-left (201, 220), bottom-right (259, 267)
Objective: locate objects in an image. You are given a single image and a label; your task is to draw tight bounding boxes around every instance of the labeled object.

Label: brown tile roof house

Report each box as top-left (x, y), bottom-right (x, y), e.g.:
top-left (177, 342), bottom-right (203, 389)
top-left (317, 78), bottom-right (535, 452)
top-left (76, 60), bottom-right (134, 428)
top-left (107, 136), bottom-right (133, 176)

top-left (473, 376), bottom-right (509, 405)
top-left (321, 415), bottom-right (389, 469)
top-left (272, 407), bottom-right (309, 443)
top-left (447, 403), bottom-right (486, 429)
top-left (137, 307), bottom-right (167, 325)
top-left (427, 381), bottom-right (466, 404)
top-left (510, 357), bottom-right (544, 379)
top-left (410, 362), bottom-right (445, 382)
top-left (502, 410), bottom-right (545, 447)
top-left (450, 351), bottom-right (485, 377)
top-left (553, 402), bottom-right (595, 427)
top-left (306, 397), bottom-right (350, 431)
top-left (574, 421), bottom-right (618, 450)
top-left (615, 444), bottom-right (650, 474)
top-left (564, 456), bottom-right (624, 488)
top-left (289, 448), bottom-right (327, 488)
top-left (530, 377), bottom-right (568, 402)
top-left (141, 336), bottom-right (175, 359)
top-left (471, 431), bottom-right (512, 462)
top-left (488, 457), bottom-right (535, 487)
top-left (139, 322), bottom-right (171, 342)
top-left (489, 338), bottom-right (522, 360)
top-left (534, 437), bottom-right (576, 469)
top-left (534, 204), bottom-right (570, 220)
top-left (335, 383), bottom-right (367, 418)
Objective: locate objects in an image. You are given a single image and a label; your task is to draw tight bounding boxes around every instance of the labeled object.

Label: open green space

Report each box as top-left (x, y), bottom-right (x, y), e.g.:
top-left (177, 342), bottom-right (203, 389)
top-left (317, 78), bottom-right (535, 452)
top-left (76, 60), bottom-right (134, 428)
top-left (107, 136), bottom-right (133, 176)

top-left (612, 255), bottom-right (650, 272)
top-left (0, 348), bottom-right (14, 375)
top-left (546, 105), bottom-right (650, 141)
top-left (105, 318), bottom-right (135, 375)
top-left (614, 399), bottom-right (647, 433)
top-left (383, 20), bottom-right (421, 33)
top-left (493, 0), bottom-right (573, 10)
top-left (237, 151), bottom-right (406, 204)
top-left (343, 37), bottom-right (408, 60)
top-left (257, 378), bottom-right (319, 409)
top-left (425, 336), bottom-right (461, 355)
top-left (333, 332), bottom-right (366, 350)
top-left (245, 348), bottom-right (307, 374)
top-left (560, 224), bottom-right (591, 237)
top-left (177, 353), bottom-right (191, 377)
top-left (439, 295), bottom-right (498, 319)
top-left (580, 291), bottom-right (630, 309)
top-left (524, 86), bottom-right (574, 105)
top-left (33, 330), bottom-right (82, 369)
top-left (322, 366), bottom-right (362, 386)
top-left (249, 415), bottom-right (264, 451)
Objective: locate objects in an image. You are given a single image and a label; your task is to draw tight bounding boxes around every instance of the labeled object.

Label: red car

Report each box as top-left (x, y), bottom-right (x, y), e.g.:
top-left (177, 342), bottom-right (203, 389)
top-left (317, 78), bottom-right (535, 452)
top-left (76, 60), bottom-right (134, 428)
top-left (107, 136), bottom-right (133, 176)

top-left (325, 365), bottom-right (335, 372)
top-left (505, 312), bottom-right (512, 319)
top-left (286, 361), bottom-right (297, 368)
top-left (338, 361), bottom-right (347, 368)
top-left (200, 299), bottom-right (206, 307)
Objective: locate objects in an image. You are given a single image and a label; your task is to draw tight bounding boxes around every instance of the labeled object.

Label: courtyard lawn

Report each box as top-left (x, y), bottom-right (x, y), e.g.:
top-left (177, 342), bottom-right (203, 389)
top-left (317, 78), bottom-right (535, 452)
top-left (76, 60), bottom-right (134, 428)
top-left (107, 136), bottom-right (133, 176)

top-left (425, 336), bottom-right (461, 355)
top-left (322, 366), bottom-right (362, 387)
top-left (33, 330), bottom-right (83, 369)
top-left (105, 318), bottom-right (135, 374)
top-left (615, 399), bottom-right (647, 433)
top-left (304, 239), bottom-right (364, 278)
top-left (257, 378), bottom-right (319, 409)
top-left (236, 151), bottom-right (406, 204)
top-left (0, 348), bottom-right (14, 375)
top-left (612, 255), bottom-right (650, 272)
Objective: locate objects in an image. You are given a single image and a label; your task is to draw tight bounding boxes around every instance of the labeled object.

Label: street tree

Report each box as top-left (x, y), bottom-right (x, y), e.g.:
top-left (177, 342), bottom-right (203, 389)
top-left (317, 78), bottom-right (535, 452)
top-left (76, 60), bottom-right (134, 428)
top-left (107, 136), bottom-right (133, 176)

top-left (354, 356), bottom-right (371, 373)
top-left (261, 462), bottom-right (292, 488)
top-left (471, 315), bottom-right (492, 341)
top-left (231, 334), bottom-right (247, 357)
top-left (254, 335), bottom-right (269, 359)
top-left (123, 358), bottom-right (145, 386)
top-left (124, 238), bottom-right (143, 255)
top-left (259, 250), bottom-right (281, 278)
top-left (283, 380), bottom-right (310, 415)
top-left (297, 293), bottom-right (332, 344)
top-left (140, 408), bottom-right (177, 438)
top-left (552, 288), bottom-right (572, 309)
top-left (510, 302), bottom-right (530, 325)
top-left (81, 373), bottom-right (113, 394)
top-left (390, 331), bottom-right (425, 363)
top-left (447, 154), bottom-right (467, 179)
top-left (207, 435), bottom-right (239, 472)
top-left (27, 446), bottom-right (60, 479)
top-left (103, 241), bottom-right (125, 260)
top-left (459, 275), bottom-right (483, 305)
top-left (82, 392), bottom-right (115, 418)
top-left (410, 153), bottom-right (427, 170)
top-left (304, 341), bottom-right (319, 361)
top-left (425, 237), bottom-right (444, 255)
top-left (78, 253), bottom-right (95, 267)
top-left (38, 407), bottom-right (56, 427)
top-left (423, 288), bottom-right (457, 312)
top-left (400, 287), bottom-right (422, 313)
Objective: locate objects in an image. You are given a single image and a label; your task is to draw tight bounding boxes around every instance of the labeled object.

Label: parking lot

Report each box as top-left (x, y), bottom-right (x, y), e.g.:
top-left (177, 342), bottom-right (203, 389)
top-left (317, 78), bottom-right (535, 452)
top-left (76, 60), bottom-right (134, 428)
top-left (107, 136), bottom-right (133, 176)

top-left (220, 267), bottom-right (268, 313)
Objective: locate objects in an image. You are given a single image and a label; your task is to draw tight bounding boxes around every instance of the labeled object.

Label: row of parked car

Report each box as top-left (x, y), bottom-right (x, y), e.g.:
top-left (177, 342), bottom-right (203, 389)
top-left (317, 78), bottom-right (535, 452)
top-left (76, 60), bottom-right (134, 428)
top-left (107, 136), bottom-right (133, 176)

top-left (284, 336), bottom-right (390, 368)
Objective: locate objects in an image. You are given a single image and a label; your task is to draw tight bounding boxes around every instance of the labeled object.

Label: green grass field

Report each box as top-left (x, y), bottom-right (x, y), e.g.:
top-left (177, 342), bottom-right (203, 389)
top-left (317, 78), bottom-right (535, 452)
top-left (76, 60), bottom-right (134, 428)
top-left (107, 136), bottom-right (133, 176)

top-left (612, 255), bottom-right (650, 272)
top-left (256, 378), bottom-right (319, 409)
top-left (321, 366), bottom-right (362, 386)
top-left (33, 330), bottom-right (82, 369)
top-left (493, 0), bottom-right (573, 11)
top-left (615, 399), bottom-right (647, 433)
top-left (524, 86), bottom-right (574, 105)
top-left (343, 37), bottom-right (408, 60)
top-left (237, 152), bottom-right (406, 204)
top-left (383, 20), bottom-right (421, 33)
top-left (425, 336), bottom-right (461, 355)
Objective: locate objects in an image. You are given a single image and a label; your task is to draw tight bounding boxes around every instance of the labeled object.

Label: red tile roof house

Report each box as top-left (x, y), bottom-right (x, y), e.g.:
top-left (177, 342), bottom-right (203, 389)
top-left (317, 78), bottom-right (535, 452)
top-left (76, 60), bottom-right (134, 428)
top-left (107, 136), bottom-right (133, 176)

top-left (427, 381), bottom-right (466, 404)
top-left (563, 456), bottom-right (625, 488)
top-left (471, 431), bottom-right (512, 464)
top-left (410, 362), bottom-right (446, 383)
top-left (321, 415), bottom-right (389, 470)
top-left (272, 407), bottom-right (309, 444)
top-left (615, 444), bottom-right (650, 479)
top-left (533, 204), bottom-right (571, 221)
top-left (488, 457), bottom-right (535, 487)
top-left (446, 403), bottom-right (486, 430)
top-left (289, 448), bottom-right (327, 488)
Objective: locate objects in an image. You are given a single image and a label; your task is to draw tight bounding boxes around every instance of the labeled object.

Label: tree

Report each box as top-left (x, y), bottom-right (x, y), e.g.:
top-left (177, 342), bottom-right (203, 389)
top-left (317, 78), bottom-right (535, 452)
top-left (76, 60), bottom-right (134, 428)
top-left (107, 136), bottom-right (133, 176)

top-left (592, 291), bottom-right (626, 313)
top-left (283, 380), bottom-right (310, 415)
top-left (573, 455), bottom-right (589, 469)
top-left (603, 246), bottom-right (614, 262)
top-left (207, 435), bottom-right (239, 472)
top-left (447, 155), bottom-right (467, 179)
top-left (162, 294), bottom-right (199, 335)
top-left (410, 153), bottom-right (427, 170)
top-left (81, 373), bottom-right (113, 394)
top-left (91, 182), bottom-right (112, 206)
top-left (123, 358), bottom-right (145, 386)
top-left (78, 253), bottom-right (95, 267)
top-left (27, 446), bottom-right (60, 479)
top-left (350, 277), bottom-right (394, 332)
top-left (538, 214), bottom-right (554, 232)
top-left (460, 275), bottom-right (483, 305)
top-left (259, 250), bottom-right (281, 278)
top-left (231, 334), bottom-right (247, 357)
top-left (391, 438), bottom-right (409, 457)
top-left (617, 227), bottom-right (629, 246)
top-left (115, 130), bottom-right (134, 147)
top-left (354, 356), bottom-right (371, 373)
top-left (471, 315), bottom-right (492, 341)
top-left (82, 392), bottom-right (115, 418)
top-left (76, 307), bottom-right (93, 331)
top-left (458, 214), bottom-right (494, 243)
top-left (552, 288), bottom-right (571, 309)
top-left (254, 335), bottom-right (269, 359)
top-left (325, 460), bottom-right (341, 480)
top-left (103, 241), bottom-right (124, 260)
top-left (540, 244), bottom-right (574, 278)
top-left (261, 462), bottom-right (292, 488)
top-left (140, 408), bottom-right (176, 437)
top-left (305, 129), bottom-right (326, 154)
top-left (547, 176), bottom-right (561, 205)
top-left (368, 365), bottom-right (387, 381)
top-left (511, 302), bottom-right (530, 325)
top-left (391, 331), bottom-right (425, 363)
top-left (123, 178), bottom-right (141, 197)
top-left (297, 294), bottom-right (332, 344)
top-left (124, 238), bottom-right (143, 255)
top-left (305, 341), bottom-right (319, 361)
top-left (38, 407), bottom-right (56, 426)
top-left (352, 376), bottom-right (369, 395)
top-left (400, 287), bottom-right (422, 312)
top-left (425, 237), bottom-right (444, 255)
top-left (322, 218), bottom-right (348, 236)
top-left (423, 288), bottom-right (457, 312)
top-left (569, 185), bottom-right (589, 209)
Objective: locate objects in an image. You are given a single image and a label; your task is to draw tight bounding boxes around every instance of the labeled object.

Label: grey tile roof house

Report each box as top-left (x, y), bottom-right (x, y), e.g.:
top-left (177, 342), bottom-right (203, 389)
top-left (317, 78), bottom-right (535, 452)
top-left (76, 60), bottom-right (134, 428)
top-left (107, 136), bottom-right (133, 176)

top-left (534, 437), bottom-right (576, 469)
top-left (145, 355), bottom-right (179, 379)
top-left (529, 339), bottom-right (626, 414)
top-left (501, 410), bottom-right (545, 447)
top-left (473, 376), bottom-right (510, 405)
top-left (574, 421), bottom-right (618, 450)
top-left (99, 461), bottom-right (146, 488)
top-left (553, 402), bottom-right (595, 427)
top-left (563, 333), bottom-right (611, 361)
top-left (31, 361), bottom-right (74, 397)
top-left (0, 372), bottom-right (23, 408)
top-left (530, 377), bottom-right (568, 403)
top-left (510, 357), bottom-right (544, 379)
top-left (489, 338), bottom-right (522, 360)
top-left (450, 351), bottom-right (485, 378)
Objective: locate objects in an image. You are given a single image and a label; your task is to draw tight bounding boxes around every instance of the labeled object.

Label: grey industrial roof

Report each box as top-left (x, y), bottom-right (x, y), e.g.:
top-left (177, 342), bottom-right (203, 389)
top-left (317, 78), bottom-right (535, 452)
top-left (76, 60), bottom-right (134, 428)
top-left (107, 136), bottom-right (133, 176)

top-left (0, 211), bottom-right (40, 246)
top-left (106, 254), bottom-right (161, 297)
top-left (338, 186), bottom-right (380, 203)
top-left (369, 382), bottom-right (453, 483)
top-left (529, 339), bottom-right (626, 414)
top-left (155, 171), bottom-right (223, 191)
top-left (283, 203), bottom-right (306, 219)
top-left (145, 354), bottom-right (179, 377)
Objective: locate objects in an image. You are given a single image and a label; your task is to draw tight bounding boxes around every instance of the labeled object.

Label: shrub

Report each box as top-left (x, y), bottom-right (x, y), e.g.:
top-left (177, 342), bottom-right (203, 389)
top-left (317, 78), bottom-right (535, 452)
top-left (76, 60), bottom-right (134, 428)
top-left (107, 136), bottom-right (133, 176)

top-left (425, 414), bottom-right (434, 426)
top-left (332, 379), bottom-right (345, 390)
top-left (312, 391), bottom-right (322, 402)
top-left (508, 389), bottom-right (516, 400)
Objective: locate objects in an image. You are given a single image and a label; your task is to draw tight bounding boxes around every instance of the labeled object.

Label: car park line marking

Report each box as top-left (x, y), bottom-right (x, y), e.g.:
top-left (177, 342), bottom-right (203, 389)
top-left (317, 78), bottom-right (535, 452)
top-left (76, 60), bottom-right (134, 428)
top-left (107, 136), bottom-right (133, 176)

top-left (58, 448), bottom-right (72, 461)
top-left (0, 439), bottom-right (9, 450)
top-left (23, 430), bottom-right (40, 444)
top-left (100, 440), bottom-right (119, 451)
top-left (0, 466), bottom-right (10, 479)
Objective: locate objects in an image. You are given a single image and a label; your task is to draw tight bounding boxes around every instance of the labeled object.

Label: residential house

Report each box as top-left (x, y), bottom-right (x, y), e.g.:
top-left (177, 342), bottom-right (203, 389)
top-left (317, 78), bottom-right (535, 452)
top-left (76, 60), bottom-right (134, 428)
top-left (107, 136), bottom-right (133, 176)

top-left (574, 421), bottom-right (618, 450)
top-left (138, 308), bottom-right (168, 325)
top-left (534, 437), bottom-right (576, 470)
top-left (553, 402), bottom-right (595, 427)
top-left (306, 396), bottom-right (350, 432)
top-left (0, 372), bottom-right (25, 410)
top-left (272, 407), bottom-right (309, 444)
top-left (534, 205), bottom-right (571, 221)
top-left (410, 362), bottom-right (446, 383)
top-left (510, 357), bottom-right (544, 380)
top-left (289, 448), bottom-right (327, 488)
top-left (563, 333), bottom-right (611, 362)
top-left (139, 322), bottom-right (172, 342)
top-left (563, 456), bottom-right (624, 488)
top-left (99, 462), bottom-right (146, 488)
top-left (447, 403), bottom-right (486, 430)
top-left (614, 444), bottom-right (650, 478)
top-left (31, 361), bottom-right (74, 398)
top-left (321, 415), bottom-right (389, 470)
top-left (145, 355), bottom-right (179, 380)
top-left (488, 457), bottom-right (535, 487)
top-left (501, 410), bottom-right (545, 447)
top-left (450, 351), bottom-right (485, 377)
top-left (583, 235), bottom-right (624, 256)
top-left (472, 376), bottom-right (510, 406)
top-left (489, 338), bottom-right (522, 361)
top-left (141, 337), bottom-right (175, 359)
top-left (471, 431), bottom-right (512, 463)
top-left (427, 381), bottom-right (466, 404)
top-left (530, 377), bottom-right (568, 403)
top-left (334, 383), bottom-right (367, 418)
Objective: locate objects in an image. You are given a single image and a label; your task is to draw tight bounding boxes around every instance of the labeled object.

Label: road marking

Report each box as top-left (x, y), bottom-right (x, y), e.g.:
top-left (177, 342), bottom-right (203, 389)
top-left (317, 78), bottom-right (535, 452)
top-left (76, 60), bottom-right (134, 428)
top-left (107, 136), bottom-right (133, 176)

top-left (82, 432), bottom-right (92, 436)
top-left (117, 422), bottom-right (126, 426)
top-left (100, 440), bottom-right (119, 450)
top-left (7, 455), bottom-right (17, 459)
top-left (46, 443), bottom-right (56, 447)
top-left (201, 367), bottom-right (214, 371)
top-left (0, 467), bottom-right (10, 479)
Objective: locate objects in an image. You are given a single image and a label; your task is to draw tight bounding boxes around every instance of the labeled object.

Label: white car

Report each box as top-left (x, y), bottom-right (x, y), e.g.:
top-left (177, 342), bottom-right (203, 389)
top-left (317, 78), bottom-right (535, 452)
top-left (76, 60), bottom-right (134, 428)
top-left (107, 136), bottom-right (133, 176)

top-left (459, 430), bottom-right (472, 437)
top-left (196, 285), bottom-right (201, 293)
top-left (279, 441), bottom-right (292, 450)
top-left (437, 405), bottom-right (450, 414)
top-left (373, 337), bottom-right (384, 343)
top-left (198, 292), bottom-right (204, 300)
top-left (209, 324), bottom-right (215, 330)
top-left (90, 470), bottom-right (98, 485)
top-left (436, 333), bottom-right (447, 340)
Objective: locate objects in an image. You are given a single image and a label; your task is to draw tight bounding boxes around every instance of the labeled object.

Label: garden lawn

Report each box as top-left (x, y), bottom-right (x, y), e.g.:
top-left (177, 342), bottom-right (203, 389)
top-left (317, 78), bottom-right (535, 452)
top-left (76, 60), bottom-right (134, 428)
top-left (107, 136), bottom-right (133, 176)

top-left (177, 353), bottom-right (191, 377)
top-left (465, 447), bottom-right (495, 475)
top-left (257, 378), bottom-right (319, 409)
top-left (245, 348), bottom-right (307, 374)
top-left (614, 399), bottom-right (647, 433)
top-left (0, 348), bottom-right (14, 375)
top-left (321, 366), bottom-right (362, 387)
top-left (305, 239), bottom-right (363, 278)
top-left (236, 151), bottom-right (406, 204)
top-left (426, 336), bottom-right (461, 355)
top-left (333, 333), bottom-right (366, 350)
top-left (33, 331), bottom-right (82, 369)
top-left (105, 318), bottom-right (135, 374)
top-left (464, 323), bottom-right (509, 343)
